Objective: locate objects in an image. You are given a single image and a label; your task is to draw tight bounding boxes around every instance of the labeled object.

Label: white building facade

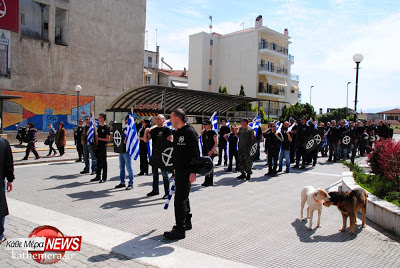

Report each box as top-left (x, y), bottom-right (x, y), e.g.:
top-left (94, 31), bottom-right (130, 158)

top-left (188, 15), bottom-right (300, 118)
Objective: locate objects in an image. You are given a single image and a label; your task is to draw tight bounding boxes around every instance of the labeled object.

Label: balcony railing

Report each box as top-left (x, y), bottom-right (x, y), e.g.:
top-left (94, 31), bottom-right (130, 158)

top-left (258, 65), bottom-right (288, 75)
top-left (298, 91), bottom-right (302, 100)
top-left (258, 86), bottom-right (285, 96)
top-left (290, 74), bottom-right (299, 81)
top-left (259, 41), bottom-right (288, 55)
top-left (288, 54), bottom-right (294, 63)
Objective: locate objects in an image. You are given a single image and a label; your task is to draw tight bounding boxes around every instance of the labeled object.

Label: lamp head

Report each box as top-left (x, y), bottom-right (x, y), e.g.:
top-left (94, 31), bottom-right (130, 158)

top-left (75, 85), bottom-right (82, 92)
top-left (353, 53), bottom-right (363, 63)
top-left (347, 81), bottom-right (351, 85)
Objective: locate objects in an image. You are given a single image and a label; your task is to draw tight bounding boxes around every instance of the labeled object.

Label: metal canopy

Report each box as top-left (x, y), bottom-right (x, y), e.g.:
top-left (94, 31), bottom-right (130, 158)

top-left (106, 85), bottom-right (265, 116)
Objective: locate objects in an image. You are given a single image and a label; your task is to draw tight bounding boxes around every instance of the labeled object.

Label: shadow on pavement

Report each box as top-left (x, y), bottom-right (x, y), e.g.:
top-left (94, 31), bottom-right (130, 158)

top-left (100, 197), bottom-right (164, 210)
top-left (41, 181), bottom-right (86, 191)
top-left (291, 219), bottom-right (357, 243)
top-left (45, 174), bottom-right (81, 180)
top-left (68, 190), bottom-right (114, 201)
top-left (88, 230), bottom-right (174, 262)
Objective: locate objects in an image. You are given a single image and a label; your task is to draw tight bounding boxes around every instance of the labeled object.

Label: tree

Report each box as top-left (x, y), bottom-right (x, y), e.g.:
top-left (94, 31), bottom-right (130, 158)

top-left (318, 107), bottom-right (355, 124)
top-left (281, 102), bottom-right (316, 121)
top-left (236, 85), bottom-right (252, 111)
top-left (218, 85), bottom-right (228, 94)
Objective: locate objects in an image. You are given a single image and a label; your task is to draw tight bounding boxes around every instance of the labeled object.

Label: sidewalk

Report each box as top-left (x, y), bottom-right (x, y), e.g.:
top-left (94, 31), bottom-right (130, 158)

top-left (11, 140), bottom-right (118, 166)
top-left (2, 215), bottom-right (156, 268)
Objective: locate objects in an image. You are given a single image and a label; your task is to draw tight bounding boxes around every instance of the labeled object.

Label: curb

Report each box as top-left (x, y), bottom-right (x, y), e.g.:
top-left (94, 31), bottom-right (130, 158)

top-left (342, 171), bottom-right (400, 236)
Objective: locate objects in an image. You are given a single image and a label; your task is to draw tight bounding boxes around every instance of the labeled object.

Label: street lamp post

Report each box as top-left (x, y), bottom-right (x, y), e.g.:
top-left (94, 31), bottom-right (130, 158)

top-left (310, 85), bottom-right (314, 105)
top-left (346, 81), bottom-right (351, 119)
top-left (75, 85), bottom-right (82, 125)
top-left (351, 53), bottom-right (363, 164)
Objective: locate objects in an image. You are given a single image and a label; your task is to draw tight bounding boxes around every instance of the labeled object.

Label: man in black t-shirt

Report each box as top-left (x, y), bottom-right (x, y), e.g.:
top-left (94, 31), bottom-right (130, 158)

top-left (224, 125), bottom-right (239, 172)
top-left (144, 114), bottom-right (173, 198)
top-left (217, 119), bottom-right (230, 166)
top-left (201, 120), bottom-right (218, 186)
top-left (163, 108), bottom-right (200, 240)
top-left (91, 113), bottom-right (110, 183)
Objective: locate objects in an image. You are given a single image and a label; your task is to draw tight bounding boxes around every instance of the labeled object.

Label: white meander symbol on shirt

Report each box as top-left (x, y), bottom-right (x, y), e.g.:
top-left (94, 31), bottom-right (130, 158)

top-left (306, 139), bottom-right (315, 150)
top-left (250, 143), bottom-right (258, 156)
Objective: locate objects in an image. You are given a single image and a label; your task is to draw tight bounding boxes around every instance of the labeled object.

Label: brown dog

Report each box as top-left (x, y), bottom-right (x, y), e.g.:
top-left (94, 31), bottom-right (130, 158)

top-left (323, 188), bottom-right (367, 234)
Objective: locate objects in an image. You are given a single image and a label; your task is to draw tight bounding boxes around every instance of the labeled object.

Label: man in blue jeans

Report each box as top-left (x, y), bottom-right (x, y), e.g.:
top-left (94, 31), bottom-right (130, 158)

top-left (0, 137), bottom-right (15, 244)
top-left (278, 121), bottom-right (292, 173)
top-left (144, 114), bottom-right (173, 199)
top-left (80, 116), bottom-right (97, 175)
top-left (115, 115), bottom-right (134, 190)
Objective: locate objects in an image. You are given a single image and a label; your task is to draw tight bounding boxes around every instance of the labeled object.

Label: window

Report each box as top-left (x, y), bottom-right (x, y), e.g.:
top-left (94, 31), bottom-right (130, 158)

top-left (20, 13), bottom-right (25, 25)
top-left (209, 59), bottom-right (212, 65)
top-left (291, 89), bottom-right (295, 94)
top-left (148, 57), bottom-right (153, 68)
top-left (145, 76), bottom-right (151, 85)
top-left (209, 79), bottom-right (212, 85)
top-left (210, 39), bottom-right (213, 45)
top-left (260, 59), bottom-right (265, 67)
top-left (21, 1), bottom-right (50, 41)
top-left (55, 7), bottom-right (68, 45)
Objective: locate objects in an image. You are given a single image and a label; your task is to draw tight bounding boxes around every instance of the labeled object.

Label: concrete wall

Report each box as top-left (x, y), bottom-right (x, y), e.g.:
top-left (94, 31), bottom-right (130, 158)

top-left (217, 31), bottom-right (258, 97)
top-left (0, 0), bottom-right (146, 130)
top-left (188, 32), bottom-right (210, 92)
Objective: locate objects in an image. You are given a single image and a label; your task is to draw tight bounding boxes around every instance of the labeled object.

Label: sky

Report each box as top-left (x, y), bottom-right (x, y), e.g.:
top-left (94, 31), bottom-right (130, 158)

top-left (145, 0), bottom-right (400, 114)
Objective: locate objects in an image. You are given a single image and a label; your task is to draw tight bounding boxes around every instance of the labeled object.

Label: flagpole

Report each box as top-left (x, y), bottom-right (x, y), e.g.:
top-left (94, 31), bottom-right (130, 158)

top-left (91, 111), bottom-right (97, 151)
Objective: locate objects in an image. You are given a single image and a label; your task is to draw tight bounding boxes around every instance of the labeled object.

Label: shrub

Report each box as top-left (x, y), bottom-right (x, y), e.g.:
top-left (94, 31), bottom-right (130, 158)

top-left (367, 138), bottom-right (400, 191)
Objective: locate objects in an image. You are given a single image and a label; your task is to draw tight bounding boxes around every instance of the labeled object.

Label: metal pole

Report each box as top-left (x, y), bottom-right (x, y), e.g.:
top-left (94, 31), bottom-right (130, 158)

top-left (354, 62), bottom-right (360, 122)
top-left (346, 82), bottom-right (350, 119)
top-left (77, 91), bottom-right (80, 124)
top-left (351, 62), bottom-right (360, 165)
top-left (310, 86), bottom-right (314, 105)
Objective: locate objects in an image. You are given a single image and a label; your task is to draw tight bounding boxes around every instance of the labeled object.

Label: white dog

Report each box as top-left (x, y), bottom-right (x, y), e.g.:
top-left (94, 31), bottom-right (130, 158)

top-left (301, 186), bottom-right (330, 230)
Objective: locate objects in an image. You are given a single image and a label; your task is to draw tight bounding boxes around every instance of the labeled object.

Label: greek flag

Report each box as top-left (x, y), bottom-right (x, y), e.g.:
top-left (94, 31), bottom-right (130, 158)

top-left (165, 119), bottom-right (174, 130)
top-left (210, 112), bottom-right (218, 131)
top-left (345, 119), bottom-right (350, 129)
top-left (147, 118), bottom-right (152, 158)
top-left (87, 115), bottom-right (95, 145)
top-left (198, 135), bottom-right (203, 156)
top-left (126, 113), bottom-right (140, 160)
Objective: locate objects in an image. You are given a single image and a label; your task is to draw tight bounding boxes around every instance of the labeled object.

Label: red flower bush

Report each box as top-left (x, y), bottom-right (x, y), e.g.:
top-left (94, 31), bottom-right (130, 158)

top-left (367, 138), bottom-right (400, 191)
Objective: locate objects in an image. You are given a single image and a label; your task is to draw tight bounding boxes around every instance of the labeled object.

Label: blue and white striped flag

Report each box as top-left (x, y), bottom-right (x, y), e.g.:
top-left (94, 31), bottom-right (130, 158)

top-left (198, 135), bottom-right (203, 157)
top-left (87, 115), bottom-right (95, 145)
top-left (147, 118), bottom-right (152, 158)
top-left (126, 113), bottom-right (140, 160)
top-left (165, 119), bottom-right (174, 130)
top-left (211, 112), bottom-right (218, 131)
top-left (345, 119), bottom-right (350, 129)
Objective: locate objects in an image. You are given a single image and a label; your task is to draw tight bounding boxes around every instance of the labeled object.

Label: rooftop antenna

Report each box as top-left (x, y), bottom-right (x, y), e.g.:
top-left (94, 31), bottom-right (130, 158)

top-left (240, 22), bottom-right (244, 30)
top-left (156, 28), bottom-right (158, 48)
top-left (145, 30), bottom-right (148, 50)
top-left (209, 15), bottom-right (213, 33)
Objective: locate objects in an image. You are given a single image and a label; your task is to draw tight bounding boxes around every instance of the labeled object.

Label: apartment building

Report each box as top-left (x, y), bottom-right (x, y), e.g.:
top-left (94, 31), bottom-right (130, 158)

top-left (188, 15), bottom-right (300, 118)
top-left (143, 47), bottom-right (159, 85)
top-left (0, 0), bottom-right (146, 131)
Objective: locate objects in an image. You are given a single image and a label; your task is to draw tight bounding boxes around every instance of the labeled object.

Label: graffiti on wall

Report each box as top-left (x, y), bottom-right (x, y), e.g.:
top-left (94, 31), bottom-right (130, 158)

top-left (3, 90), bottom-right (95, 131)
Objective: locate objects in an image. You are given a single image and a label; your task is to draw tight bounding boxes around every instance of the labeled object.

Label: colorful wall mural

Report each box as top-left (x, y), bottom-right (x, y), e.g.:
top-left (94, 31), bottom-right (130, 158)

top-left (3, 90), bottom-right (95, 131)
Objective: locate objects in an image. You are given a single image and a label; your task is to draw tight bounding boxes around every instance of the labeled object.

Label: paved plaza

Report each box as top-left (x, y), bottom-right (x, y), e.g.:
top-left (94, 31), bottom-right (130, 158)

top-left (2, 138), bottom-right (400, 267)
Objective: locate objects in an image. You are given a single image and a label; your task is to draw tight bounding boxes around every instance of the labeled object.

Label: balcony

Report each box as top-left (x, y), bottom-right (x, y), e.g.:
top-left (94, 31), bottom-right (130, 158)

top-left (288, 54), bottom-right (294, 63)
top-left (259, 41), bottom-right (288, 55)
top-left (258, 65), bottom-right (288, 76)
top-left (298, 91), bottom-right (302, 101)
top-left (290, 74), bottom-right (299, 81)
top-left (258, 86), bottom-right (285, 97)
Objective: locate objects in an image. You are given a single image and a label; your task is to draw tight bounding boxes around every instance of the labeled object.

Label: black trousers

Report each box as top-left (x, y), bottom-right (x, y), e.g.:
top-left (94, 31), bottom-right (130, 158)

top-left (76, 142), bottom-right (83, 159)
top-left (228, 148), bottom-right (238, 170)
top-left (139, 144), bottom-right (148, 173)
top-left (217, 145), bottom-right (227, 164)
top-left (25, 142), bottom-right (39, 159)
top-left (57, 145), bottom-right (65, 155)
top-left (96, 145), bottom-right (107, 179)
top-left (290, 142), bottom-right (296, 163)
top-left (174, 169), bottom-right (191, 230)
top-left (328, 141), bottom-right (338, 161)
top-left (268, 149), bottom-right (279, 173)
top-left (296, 145), bottom-right (307, 166)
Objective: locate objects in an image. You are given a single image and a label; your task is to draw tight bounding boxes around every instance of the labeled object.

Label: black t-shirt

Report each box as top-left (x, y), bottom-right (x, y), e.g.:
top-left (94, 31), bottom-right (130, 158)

top-left (75, 126), bottom-right (83, 143)
top-left (172, 124), bottom-right (200, 172)
top-left (281, 129), bottom-right (291, 150)
top-left (97, 125), bottom-right (110, 146)
top-left (202, 130), bottom-right (216, 155)
top-left (228, 133), bottom-right (238, 150)
top-left (150, 126), bottom-right (172, 148)
top-left (218, 126), bottom-right (230, 145)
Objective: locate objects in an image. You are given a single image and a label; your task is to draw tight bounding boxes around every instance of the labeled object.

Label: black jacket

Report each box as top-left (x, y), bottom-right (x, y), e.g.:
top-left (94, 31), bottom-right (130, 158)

top-left (0, 137), bottom-right (15, 221)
